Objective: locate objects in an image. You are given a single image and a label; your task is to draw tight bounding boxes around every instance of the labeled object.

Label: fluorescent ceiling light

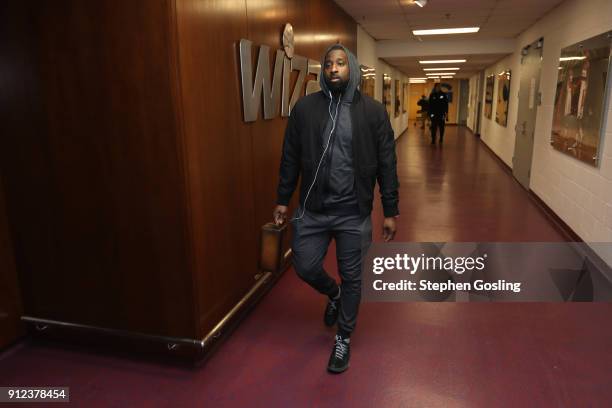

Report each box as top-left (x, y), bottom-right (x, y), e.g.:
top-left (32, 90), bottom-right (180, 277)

top-left (423, 67), bottom-right (460, 71)
top-left (409, 79), bottom-right (426, 83)
top-left (426, 72), bottom-right (456, 76)
top-left (559, 56), bottom-right (586, 61)
top-left (414, 0), bottom-right (428, 7)
top-left (409, 77), bottom-right (427, 80)
top-left (441, 76), bottom-right (454, 78)
top-left (419, 59), bottom-right (466, 64)
top-left (413, 27), bottom-right (479, 36)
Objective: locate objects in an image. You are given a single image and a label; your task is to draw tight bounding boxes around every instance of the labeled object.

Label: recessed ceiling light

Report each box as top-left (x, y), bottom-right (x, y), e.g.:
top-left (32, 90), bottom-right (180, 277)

top-left (426, 72), bottom-right (456, 76)
top-left (423, 67), bottom-right (460, 71)
top-left (559, 56), bottom-right (586, 61)
top-left (413, 27), bottom-right (480, 36)
top-left (419, 59), bottom-right (466, 64)
top-left (441, 76), bottom-right (454, 78)
top-left (409, 77), bottom-right (428, 80)
top-left (409, 79), bottom-right (426, 83)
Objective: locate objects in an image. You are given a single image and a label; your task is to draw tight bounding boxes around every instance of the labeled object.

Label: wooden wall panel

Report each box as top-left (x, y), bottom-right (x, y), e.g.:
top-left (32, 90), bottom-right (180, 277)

top-left (1, 0), bottom-right (356, 349)
top-left (175, 0), bottom-right (356, 337)
top-left (246, 0), bottom-right (291, 290)
top-left (0, 1), bottom-right (195, 338)
top-left (173, 0), bottom-right (256, 335)
top-left (0, 177), bottom-right (24, 349)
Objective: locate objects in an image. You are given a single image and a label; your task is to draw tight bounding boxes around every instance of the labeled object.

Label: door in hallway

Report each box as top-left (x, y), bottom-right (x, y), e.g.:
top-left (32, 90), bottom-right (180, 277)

top-left (513, 38), bottom-right (543, 189)
top-left (409, 83), bottom-right (429, 127)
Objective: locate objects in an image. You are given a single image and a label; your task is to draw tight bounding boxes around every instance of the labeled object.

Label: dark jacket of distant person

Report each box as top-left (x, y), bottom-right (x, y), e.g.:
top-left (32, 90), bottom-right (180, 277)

top-left (417, 95), bottom-right (429, 113)
top-left (428, 87), bottom-right (449, 119)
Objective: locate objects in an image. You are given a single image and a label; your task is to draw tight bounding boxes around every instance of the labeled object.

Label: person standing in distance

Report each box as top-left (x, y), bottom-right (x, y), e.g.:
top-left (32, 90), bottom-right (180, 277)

top-left (416, 94), bottom-right (429, 130)
top-left (272, 43), bottom-right (399, 374)
top-left (428, 83), bottom-right (449, 144)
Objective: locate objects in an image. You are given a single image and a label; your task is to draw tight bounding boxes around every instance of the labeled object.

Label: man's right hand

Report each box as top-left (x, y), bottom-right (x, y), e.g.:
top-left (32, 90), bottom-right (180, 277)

top-left (273, 205), bottom-right (288, 226)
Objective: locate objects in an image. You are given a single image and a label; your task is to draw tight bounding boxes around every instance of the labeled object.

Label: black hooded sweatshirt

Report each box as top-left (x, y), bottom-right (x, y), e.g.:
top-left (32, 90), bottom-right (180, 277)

top-left (318, 44), bottom-right (362, 215)
top-left (276, 45), bottom-right (399, 218)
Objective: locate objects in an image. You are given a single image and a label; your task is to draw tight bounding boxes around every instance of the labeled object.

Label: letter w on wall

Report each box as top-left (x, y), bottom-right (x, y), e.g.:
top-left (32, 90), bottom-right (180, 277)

top-left (239, 39), bottom-right (284, 122)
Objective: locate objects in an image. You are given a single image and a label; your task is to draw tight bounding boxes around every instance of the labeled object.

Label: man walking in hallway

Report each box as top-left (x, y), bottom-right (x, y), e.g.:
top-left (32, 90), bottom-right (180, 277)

top-left (429, 83), bottom-right (449, 144)
top-left (272, 44), bottom-right (399, 373)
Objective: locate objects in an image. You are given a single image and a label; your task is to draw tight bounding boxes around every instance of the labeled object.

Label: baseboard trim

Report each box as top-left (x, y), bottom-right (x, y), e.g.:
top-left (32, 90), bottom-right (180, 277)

top-left (21, 257), bottom-right (293, 364)
top-left (475, 136), bottom-right (513, 175)
top-left (471, 133), bottom-right (612, 294)
top-left (473, 133), bottom-right (582, 243)
top-left (527, 190), bottom-right (583, 243)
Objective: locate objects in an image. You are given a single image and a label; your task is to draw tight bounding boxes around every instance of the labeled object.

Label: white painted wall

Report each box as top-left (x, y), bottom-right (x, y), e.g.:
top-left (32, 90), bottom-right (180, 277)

top-left (479, 53), bottom-right (521, 167)
top-left (466, 74), bottom-right (480, 133)
top-left (478, 0), bottom-right (612, 264)
top-left (357, 25), bottom-right (409, 139)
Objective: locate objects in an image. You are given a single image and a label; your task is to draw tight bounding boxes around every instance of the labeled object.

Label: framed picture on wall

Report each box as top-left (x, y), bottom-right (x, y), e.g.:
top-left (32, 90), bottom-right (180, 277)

top-left (484, 75), bottom-right (494, 119)
top-left (402, 83), bottom-right (409, 113)
top-left (550, 31), bottom-right (612, 167)
top-left (495, 70), bottom-right (511, 126)
top-left (394, 79), bottom-right (401, 117)
top-left (383, 74), bottom-right (392, 117)
top-left (360, 65), bottom-right (375, 98)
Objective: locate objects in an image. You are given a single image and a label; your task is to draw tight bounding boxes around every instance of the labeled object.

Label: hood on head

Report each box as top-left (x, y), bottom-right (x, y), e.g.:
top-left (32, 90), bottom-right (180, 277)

top-left (319, 43), bottom-right (361, 101)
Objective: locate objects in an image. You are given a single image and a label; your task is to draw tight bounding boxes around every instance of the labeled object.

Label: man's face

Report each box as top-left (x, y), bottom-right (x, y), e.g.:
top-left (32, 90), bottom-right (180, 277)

top-left (324, 49), bottom-right (350, 92)
top-left (434, 84), bottom-right (441, 92)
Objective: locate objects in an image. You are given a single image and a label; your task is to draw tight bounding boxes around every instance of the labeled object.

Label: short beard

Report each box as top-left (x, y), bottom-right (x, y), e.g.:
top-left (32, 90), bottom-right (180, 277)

top-left (325, 77), bottom-right (348, 94)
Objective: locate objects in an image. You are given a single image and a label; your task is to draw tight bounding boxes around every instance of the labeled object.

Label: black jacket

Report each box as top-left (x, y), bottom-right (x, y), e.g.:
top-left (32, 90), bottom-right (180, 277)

top-left (276, 90), bottom-right (399, 218)
top-left (428, 91), bottom-right (448, 118)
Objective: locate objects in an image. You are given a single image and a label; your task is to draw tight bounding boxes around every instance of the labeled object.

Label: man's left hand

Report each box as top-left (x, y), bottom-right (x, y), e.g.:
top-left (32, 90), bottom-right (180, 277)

top-left (382, 217), bottom-right (397, 242)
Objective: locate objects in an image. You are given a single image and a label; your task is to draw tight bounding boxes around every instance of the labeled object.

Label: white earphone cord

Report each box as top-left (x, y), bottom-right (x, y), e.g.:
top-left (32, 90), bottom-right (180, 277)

top-left (291, 92), bottom-right (342, 221)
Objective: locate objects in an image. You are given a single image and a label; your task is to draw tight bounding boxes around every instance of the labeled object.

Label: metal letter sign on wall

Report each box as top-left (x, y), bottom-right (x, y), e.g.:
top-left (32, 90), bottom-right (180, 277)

top-left (239, 24), bottom-right (321, 122)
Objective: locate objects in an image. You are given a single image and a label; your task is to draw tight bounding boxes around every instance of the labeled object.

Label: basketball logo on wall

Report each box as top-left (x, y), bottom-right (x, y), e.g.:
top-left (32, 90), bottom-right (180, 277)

top-left (238, 23), bottom-right (321, 122)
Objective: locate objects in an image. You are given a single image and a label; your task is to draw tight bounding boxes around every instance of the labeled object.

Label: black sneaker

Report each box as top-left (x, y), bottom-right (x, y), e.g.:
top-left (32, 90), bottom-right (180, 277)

top-left (327, 334), bottom-right (350, 373)
top-left (324, 296), bottom-right (340, 327)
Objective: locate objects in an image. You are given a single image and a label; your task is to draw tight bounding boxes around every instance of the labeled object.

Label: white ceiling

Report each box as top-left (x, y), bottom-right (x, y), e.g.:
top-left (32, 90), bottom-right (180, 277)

top-left (385, 53), bottom-right (509, 78)
top-left (334, 0), bottom-right (566, 76)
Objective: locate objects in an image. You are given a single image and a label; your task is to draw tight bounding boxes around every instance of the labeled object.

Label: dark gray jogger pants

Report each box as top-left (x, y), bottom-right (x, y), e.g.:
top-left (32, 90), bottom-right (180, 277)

top-left (291, 209), bottom-right (372, 335)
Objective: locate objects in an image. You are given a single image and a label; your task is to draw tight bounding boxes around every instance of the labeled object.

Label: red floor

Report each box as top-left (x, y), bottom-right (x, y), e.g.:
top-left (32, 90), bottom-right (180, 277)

top-left (1, 126), bottom-right (611, 407)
